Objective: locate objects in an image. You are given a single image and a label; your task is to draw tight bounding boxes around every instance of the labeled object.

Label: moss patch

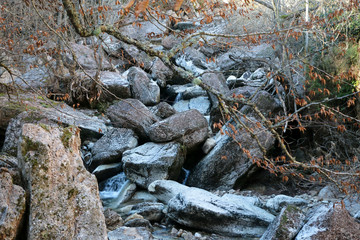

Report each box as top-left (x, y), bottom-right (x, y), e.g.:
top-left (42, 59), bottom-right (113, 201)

top-left (39, 123), bottom-right (50, 132)
top-left (67, 188), bottom-right (79, 199)
top-left (61, 126), bottom-right (74, 149)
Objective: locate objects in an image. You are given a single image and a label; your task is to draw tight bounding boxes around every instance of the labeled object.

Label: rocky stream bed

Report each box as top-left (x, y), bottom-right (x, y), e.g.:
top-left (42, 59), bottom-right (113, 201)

top-left (1, 17), bottom-right (360, 240)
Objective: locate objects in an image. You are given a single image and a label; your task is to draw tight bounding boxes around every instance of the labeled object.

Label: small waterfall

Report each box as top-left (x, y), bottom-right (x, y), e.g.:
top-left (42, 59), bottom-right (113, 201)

top-left (99, 172), bottom-right (128, 200)
top-left (174, 92), bottom-right (183, 104)
top-left (182, 168), bottom-right (190, 185)
top-left (99, 172), bottom-right (137, 210)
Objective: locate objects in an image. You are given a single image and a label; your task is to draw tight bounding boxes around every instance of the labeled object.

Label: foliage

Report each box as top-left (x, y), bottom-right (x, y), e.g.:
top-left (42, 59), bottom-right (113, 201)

top-left (309, 42), bottom-right (359, 101)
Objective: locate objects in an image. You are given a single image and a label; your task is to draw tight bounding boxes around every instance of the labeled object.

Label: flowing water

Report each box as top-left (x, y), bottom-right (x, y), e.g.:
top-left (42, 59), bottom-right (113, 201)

top-left (99, 172), bottom-right (135, 209)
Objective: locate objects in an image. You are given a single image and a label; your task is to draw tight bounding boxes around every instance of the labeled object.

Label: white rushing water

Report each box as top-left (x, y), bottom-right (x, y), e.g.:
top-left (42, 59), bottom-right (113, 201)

top-left (99, 172), bottom-right (136, 209)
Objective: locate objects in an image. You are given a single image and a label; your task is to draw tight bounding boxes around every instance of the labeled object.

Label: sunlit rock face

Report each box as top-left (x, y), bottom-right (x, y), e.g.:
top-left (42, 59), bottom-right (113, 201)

top-left (18, 123), bottom-right (107, 240)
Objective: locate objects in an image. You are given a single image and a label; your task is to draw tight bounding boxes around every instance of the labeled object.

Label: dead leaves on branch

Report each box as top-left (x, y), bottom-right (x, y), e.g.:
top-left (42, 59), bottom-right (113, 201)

top-left (130, 0), bottom-right (185, 17)
top-left (174, 0), bottom-right (185, 12)
top-left (135, 0), bottom-right (149, 17)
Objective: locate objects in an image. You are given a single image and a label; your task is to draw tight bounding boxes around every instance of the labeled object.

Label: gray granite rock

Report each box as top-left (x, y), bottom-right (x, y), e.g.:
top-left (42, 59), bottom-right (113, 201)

top-left (123, 142), bottom-right (185, 188)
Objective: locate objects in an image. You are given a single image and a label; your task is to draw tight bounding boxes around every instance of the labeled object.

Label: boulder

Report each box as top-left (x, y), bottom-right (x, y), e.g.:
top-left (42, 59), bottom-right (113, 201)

top-left (187, 118), bottom-right (274, 190)
top-left (90, 128), bottom-right (138, 168)
top-left (173, 96), bottom-right (211, 115)
top-left (260, 205), bottom-right (306, 240)
top-left (147, 109), bottom-right (208, 151)
top-left (2, 96), bottom-right (108, 156)
top-left (65, 43), bottom-right (111, 70)
top-left (0, 169), bottom-right (26, 240)
top-left (106, 99), bottom-right (158, 140)
top-left (118, 15), bottom-right (166, 41)
top-left (201, 72), bottom-right (229, 94)
top-left (182, 85), bottom-right (208, 100)
top-left (343, 195), bottom-right (360, 219)
top-left (121, 43), bottom-right (154, 71)
top-left (240, 90), bottom-right (282, 118)
top-left (161, 35), bottom-right (181, 50)
top-left (201, 72), bottom-right (229, 112)
top-left (103, 208), bottom-right (124, 231)
top-left (123, 142), bottom-right (185, 189)
top-left (128, 202), bottom-right (165, 222)
top-left (14, 67), bottom-right (51, 90)
top-left (202, 137), bottom-right (216, 154)
top-left (18, 123), bottom-right (107, 239)
top-left (148, 180), bottom-right (189, 203)
top-left (124, 217), bottom-right (152, 229)
top-left (76, 70), bottom-right (131, 101)
top-left (149, 102), bottom-right (176, 119)
top-left (128, 67), bottom-right (160, 105)
top-left (108, 226), bottom-right (153, 240)
top-left (167, 185), bottom-right (275, 237)
top-left (150, 58), bottom-right (173, 87)
top-left (101, 33), bottom-right (123, 57)
top-left (265, 195), bottom-right (308, 214)
top-left (216, 46), bottom-right (271, 77)
top-left (295, 204), bottom-right (360, 240)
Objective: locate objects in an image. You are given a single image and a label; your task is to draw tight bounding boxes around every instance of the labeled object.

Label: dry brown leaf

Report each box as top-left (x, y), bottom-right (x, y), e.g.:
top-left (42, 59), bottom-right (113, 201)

top-left (124, 0), bottom-right (136, 11)
top-left (135, 0), bottom-right (149, 17)
top-left (174, 0), bottom-right (184, 11)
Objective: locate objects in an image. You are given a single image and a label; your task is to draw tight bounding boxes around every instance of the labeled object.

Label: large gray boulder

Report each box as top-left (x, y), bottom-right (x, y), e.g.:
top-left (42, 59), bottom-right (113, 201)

top-left (201, 72), bottom-right (229, 94)
top-left (90, 128), bottom-right (138, 167)
top-left (201, 72), bottom-right (229, 114)
top-left (122, 142), bottom-right (185, 189)
top-left (173, 96), bottom-right (211, 115)
top-left (150, 58), bottom-right (173, 87)
top-left (106, 99), bottom-right (158, 140)
top-left (147, 109), bottom-right (208, 151)
top-left (148, 180), bottom-right (189, 203)
top-left (240, 90), bottom-right (283, 118)
top-left (14, 67), bottom-right (51, 90)
top-left (128, 67), bottom-right (160, 106)
top-left (18, 123), bottom-right (107, 239)
top-left (187, 118), bottom-right (274, 190)
top-left (0, 169), bottom-right (26, 240)
top-left (66, 43), bottom-right (111, 70)
top-left (128, 202), bottom-right (165, 222)
top-left (2, 96), bottom-right (108, 156)
top-left (265, 195), bottom-right (308, 214)
top-left (149, 102), bottom-right (176, 119)
top-left (77, 70), bottom-right (131, 101)
top-left (166, 184), bottom-right (275, 237)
